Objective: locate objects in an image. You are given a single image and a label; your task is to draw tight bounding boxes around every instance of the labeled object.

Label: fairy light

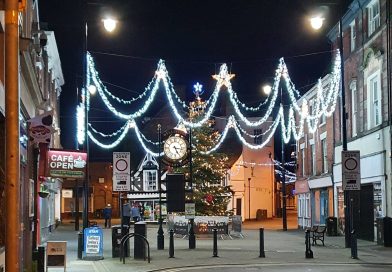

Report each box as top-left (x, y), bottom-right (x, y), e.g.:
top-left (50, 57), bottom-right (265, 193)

top-left (88, 121), bottom-right (131, 149)
top-left (83, 52), bottom-right (341, 154)
top-left (77, 103), bottom-right (85, 145)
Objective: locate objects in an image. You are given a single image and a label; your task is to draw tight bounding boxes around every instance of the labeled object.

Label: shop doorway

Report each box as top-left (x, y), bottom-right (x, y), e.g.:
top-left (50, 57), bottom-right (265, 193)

top-left (359, 185), bottom-right (374, 241)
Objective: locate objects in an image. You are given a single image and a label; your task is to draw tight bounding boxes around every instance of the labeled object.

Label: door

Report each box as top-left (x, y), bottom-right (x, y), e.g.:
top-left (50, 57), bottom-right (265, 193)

top-left (236, 198), bottom-right (242, 216)
top-left (320, 190), bottom-right (329, 225)
top-left (359, 185), bottom-right (374, 241)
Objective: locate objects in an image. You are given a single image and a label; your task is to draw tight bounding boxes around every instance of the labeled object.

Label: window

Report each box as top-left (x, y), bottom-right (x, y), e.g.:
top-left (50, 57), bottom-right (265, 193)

top-left (143, 170), bottom-right (157, 191)
top-left (321, 139), bottom-right (328, 173)
top-left (351, 82), bottom-right (357, 136)
top-left (253, 129), bottom-right (262, 144)
top-left (301, 147), bottom-right (306, 176)
top-left (350, 20), bottom-right (356, 52)
top-left (310, 144), bottom-right (316, 176)
top-left (367, 71), bottom-right (382, 129)
top-left (368, 0), bottom-right (380, 36)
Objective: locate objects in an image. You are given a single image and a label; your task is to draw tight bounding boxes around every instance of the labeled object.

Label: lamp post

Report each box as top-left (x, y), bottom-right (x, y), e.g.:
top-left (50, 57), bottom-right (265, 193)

top-left (248, 177), bottom-right (251, 221)
top-left (78, 2), bottom-right (118, 259)
top-left (157, 124), bottom-right (164, 250)
top-left (310, 12), bottom-right (350, 248)
top-left (263, 84), bottom-right (287, 230)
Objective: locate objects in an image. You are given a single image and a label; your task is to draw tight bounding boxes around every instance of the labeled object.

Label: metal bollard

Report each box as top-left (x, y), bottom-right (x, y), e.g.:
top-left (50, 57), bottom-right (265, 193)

top-left (305, 229), bottom-right (313, 259)
top-left (259, 228), bottom-right (265, 257)
top-left (351, 229), bottom-right (358, 259)
top-left (212, 228), bottom-right (218, 257)
top-left (169, 229), bottom-right (175, 258)
top-left (189, 218), bottom-right (196, 249)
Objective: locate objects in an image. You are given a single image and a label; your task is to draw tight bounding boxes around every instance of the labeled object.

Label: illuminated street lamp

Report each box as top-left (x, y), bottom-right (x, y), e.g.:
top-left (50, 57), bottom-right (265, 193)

top-left (102, 18), bottom-right (118, 33)
top-left (310, 7), bottom-right (352, 250)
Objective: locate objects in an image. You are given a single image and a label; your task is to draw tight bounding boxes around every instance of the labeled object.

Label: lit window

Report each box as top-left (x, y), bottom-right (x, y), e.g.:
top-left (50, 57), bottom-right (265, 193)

top-left (350, 82), bottom-right (357, 136)
top-left (310, 144), bottom-right (316, 176)
top-left (143, 170), bottom-right (157, 191)
top-left (367, 71), bottom-right (382, 129)
top-left (301, 147), bottom-right (306, 176)
top-left (253, 129), bottom-right (262, 144)
top-left (321, 139), bottom-right (328, 173)
top-left (368, 0), bottom-right (380, 36)
top-left (350, 20), bottom-right (356, 51)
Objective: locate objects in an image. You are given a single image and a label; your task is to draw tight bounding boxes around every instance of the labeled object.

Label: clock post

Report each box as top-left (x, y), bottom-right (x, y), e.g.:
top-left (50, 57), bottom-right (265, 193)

top-left (188, 128), bottom-right (196, 249)
top-left (157, 124), bottom-right (164, 250)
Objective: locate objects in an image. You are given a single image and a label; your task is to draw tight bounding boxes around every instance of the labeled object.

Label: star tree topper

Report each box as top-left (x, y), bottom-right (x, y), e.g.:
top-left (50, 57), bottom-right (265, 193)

top-left (212, 64), bottom-right (235, 87)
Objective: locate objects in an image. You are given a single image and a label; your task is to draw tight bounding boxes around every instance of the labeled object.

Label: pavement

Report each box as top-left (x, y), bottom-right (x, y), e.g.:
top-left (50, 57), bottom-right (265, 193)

top-left (45, 214), bottom-right (392, 272)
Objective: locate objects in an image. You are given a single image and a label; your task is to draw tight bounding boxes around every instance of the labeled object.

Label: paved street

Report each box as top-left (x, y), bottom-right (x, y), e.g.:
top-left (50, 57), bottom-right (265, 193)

top-left (45, 215), bottom-right (392, 272)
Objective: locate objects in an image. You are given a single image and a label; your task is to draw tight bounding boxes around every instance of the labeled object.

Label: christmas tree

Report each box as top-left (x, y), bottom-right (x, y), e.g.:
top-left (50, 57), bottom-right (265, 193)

top-left (177, 84), bottom-right (233, 215)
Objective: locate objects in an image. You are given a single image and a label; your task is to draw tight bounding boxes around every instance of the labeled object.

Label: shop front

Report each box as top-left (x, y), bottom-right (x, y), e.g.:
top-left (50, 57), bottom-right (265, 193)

top-left (295, 178), bottom-right (311, 229)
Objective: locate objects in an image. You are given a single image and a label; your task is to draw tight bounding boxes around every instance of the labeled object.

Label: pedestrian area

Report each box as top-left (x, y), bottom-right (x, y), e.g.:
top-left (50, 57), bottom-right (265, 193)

top-left (46, 219), bottom-right (392, 272)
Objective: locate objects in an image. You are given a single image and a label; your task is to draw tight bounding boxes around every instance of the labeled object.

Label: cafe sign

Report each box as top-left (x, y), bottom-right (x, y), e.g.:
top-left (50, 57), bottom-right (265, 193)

top-left (47, 150), bottom-right (87, 179)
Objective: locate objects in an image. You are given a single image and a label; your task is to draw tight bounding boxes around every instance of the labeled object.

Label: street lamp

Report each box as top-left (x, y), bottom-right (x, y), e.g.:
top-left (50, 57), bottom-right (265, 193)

top-left (102, 18), bottom-right (117, 33)
top-left (248, 178), bottom-right (251, 221)
top-left (78, 5), bottom-right (118, 259)
top-left (310, 10), bottom-right (351, 248)
top-left (263, 84), bottom-right (287, 230)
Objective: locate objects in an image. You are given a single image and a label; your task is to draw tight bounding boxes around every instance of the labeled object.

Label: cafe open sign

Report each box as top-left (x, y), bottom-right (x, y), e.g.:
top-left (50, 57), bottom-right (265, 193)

top-left (47, 150), bottom-right (87, 179)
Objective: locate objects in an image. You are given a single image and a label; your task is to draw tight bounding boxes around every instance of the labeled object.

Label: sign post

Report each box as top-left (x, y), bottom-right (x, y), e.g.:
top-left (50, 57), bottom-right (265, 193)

top-left (342, 150), bottom-right (361, 191)
top-left (113, 152), bottom-right (131, 192)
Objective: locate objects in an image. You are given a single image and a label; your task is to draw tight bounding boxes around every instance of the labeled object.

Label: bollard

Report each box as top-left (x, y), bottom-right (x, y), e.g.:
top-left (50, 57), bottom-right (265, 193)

top-left (189, 218), bottom-right (196, 249)
top-left (212, 228), bottom-right (219, 257)
top-left (305, 229), bottom-right (313, 259)
top-left (169, 229), bottom-right (175, 258)
top-left (259, 228), bottom-right (265, 257)
top-left (77, 231), bottom-right (83, 259)
top-left (351, 229), bottom-right (358, 259)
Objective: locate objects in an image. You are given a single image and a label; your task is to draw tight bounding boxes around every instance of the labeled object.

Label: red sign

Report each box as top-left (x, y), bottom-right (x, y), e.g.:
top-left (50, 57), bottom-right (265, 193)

top-left (47, 150), bottom-right (87, 179)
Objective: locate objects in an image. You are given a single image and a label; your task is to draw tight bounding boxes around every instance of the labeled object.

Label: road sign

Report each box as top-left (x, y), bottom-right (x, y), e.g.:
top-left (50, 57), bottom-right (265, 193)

top-left (113, 152), bottom-right (130, 192)
top-left (113, 152), bottom-right (130, 175)
top-left (342, 150), bottom-right (361, 191)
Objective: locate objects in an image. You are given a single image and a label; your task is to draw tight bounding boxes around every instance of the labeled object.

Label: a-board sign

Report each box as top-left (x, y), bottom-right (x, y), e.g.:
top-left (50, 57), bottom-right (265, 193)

top-left (83, 227), bottom-right (104, 260)
top-left (113, 152), bottom-right (131, 192)
top-left (342, 150), bottom-right (361, 191)
top-left (46, 241), bottom-right (66, 271)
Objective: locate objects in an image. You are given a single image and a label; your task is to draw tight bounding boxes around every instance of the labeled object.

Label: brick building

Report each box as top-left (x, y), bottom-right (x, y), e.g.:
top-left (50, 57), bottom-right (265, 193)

top-left (295, 74), bottom-right (336, 229)
top-left (327, 0), bottom-right (391, 241)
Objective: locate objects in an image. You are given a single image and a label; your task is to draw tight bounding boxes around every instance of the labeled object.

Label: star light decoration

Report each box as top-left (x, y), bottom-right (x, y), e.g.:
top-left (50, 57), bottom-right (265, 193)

top-left (212, 64), bottom-right (235, 87)
top-left (193, 82), bottom-right (204, 99)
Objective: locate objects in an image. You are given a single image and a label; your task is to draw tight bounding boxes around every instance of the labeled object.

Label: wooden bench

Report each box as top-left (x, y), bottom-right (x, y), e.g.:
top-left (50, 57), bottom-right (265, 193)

top-left (310, 225), bottom-right (326, 246)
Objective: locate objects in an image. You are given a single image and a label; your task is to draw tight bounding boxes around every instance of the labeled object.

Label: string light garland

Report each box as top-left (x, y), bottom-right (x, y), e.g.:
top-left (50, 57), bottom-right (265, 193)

top-left (80, 51), bottom-right (341, 155)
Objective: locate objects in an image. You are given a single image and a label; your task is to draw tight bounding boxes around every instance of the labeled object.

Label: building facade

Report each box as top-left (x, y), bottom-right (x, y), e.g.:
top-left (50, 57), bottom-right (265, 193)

top-left (0, 1), bottom-right (64, 269)
top-left (295, 75), bottom-right (335, 229)
top-left (327, 0), bottom-right (391, 241)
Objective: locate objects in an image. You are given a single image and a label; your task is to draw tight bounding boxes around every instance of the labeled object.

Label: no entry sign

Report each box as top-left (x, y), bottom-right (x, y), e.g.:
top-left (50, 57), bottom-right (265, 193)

top-left (113, 152), bottom-right (130, 191)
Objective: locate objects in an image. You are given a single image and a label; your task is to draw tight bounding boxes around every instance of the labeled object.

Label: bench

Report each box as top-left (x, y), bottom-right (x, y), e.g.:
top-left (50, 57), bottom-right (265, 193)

top-left (310, 225), bottom-right (326, 246)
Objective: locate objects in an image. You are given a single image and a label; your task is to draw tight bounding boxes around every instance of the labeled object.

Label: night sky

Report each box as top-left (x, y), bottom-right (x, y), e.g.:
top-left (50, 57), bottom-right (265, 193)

top-left (39, 0), bottom-right (349, 163)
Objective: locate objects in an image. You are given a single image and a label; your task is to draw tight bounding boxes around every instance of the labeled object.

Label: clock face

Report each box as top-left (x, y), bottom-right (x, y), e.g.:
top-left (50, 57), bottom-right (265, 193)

top-left (163, 135), bottom-right (188, 161)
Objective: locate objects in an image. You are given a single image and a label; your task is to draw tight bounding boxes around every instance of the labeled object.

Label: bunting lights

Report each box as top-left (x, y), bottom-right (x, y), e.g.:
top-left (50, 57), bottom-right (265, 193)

top-left (79, 51), bottom-right (341, 156)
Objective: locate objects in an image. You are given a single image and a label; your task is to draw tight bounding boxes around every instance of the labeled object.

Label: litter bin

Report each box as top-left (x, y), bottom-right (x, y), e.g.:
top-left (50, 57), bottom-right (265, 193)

top-left (112, 225), bottom-right (130, 258)
top-left (326, 217), bottom-right (338, 236)
top-left (384, 217), bottom-right (392, 247)
top-left (134, 222), bottom-right (147, 259)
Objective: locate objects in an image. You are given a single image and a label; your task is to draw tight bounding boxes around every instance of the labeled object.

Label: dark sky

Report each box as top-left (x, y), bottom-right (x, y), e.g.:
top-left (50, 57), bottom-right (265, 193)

top-left (39, 0), bottom-right (349, 162)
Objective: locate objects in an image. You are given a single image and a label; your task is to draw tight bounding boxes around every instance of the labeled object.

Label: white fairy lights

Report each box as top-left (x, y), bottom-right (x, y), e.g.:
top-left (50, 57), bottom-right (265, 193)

top-left (80, 51), bottom-right (341, 155)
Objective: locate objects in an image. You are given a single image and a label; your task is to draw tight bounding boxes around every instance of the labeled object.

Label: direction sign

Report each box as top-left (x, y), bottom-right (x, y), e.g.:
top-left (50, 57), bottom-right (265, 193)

top-left (113, 152), bottom-right (131, 192)
top-left (342, 150), bottom-right (361, 191)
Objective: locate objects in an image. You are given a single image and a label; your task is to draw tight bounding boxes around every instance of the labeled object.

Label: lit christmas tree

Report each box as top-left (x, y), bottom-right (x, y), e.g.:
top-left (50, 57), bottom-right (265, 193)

top-left (177, 83), bottom-right (233, 215)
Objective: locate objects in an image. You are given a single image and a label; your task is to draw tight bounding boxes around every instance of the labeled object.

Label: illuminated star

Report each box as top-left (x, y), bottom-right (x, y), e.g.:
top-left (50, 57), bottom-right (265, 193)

top-left (212, 64), bottom-right (235, 87)
top-left (193, 82), bottom-right (204, 98)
